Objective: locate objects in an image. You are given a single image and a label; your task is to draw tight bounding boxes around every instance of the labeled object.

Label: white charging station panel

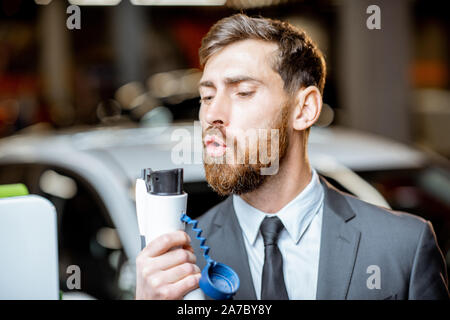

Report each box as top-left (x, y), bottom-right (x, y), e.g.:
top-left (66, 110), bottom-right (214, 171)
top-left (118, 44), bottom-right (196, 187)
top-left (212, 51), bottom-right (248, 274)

top-left (0, 195), bottom-right (59, 300)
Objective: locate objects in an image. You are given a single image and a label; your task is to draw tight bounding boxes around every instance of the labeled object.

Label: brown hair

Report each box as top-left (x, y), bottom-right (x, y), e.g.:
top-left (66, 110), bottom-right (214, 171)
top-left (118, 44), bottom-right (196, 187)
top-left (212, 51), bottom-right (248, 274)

top-left (199, 14), bottom-right (327, 96)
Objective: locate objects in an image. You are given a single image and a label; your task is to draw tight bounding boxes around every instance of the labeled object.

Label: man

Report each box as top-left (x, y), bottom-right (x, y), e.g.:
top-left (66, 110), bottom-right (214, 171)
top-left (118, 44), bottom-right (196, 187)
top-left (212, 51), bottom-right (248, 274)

top-left (135, 14), bottom-right (449, 300)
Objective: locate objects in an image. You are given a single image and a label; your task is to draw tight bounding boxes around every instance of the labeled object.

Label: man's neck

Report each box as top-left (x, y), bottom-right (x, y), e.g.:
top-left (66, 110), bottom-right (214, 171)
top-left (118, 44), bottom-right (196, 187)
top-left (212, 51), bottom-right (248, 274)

top-left (240, 140), bottom-right (312, 213)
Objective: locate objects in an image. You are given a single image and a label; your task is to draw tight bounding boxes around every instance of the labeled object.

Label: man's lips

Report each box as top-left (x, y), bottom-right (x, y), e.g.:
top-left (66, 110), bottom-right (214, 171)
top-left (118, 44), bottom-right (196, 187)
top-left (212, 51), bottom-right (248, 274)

top-left (205, 134), bottom-right (226, 147)
top-left (204, 134), bottom-right (227, 157)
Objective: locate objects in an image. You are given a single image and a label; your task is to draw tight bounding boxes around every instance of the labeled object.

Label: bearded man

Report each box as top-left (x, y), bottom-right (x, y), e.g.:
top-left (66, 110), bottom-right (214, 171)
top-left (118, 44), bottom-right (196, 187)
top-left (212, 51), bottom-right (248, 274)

top-left (135, 14), bottom-right (449, 300)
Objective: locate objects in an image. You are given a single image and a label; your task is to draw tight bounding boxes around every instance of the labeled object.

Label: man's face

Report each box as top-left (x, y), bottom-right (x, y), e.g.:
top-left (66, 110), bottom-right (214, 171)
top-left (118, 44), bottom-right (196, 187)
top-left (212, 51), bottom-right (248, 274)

top-left (199, 39), bottom-right (291, 196)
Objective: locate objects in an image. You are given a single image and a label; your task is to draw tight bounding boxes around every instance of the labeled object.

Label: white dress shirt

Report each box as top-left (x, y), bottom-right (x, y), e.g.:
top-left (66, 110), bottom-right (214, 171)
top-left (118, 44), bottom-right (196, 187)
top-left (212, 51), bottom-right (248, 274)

top-left (233, 168), bottom-right (324, 300)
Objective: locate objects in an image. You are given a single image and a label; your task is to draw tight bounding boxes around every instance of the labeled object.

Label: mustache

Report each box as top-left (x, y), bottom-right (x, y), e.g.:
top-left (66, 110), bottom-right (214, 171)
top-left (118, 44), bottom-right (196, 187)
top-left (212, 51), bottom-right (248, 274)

top-left (202, 125), bottom-right (227, 142)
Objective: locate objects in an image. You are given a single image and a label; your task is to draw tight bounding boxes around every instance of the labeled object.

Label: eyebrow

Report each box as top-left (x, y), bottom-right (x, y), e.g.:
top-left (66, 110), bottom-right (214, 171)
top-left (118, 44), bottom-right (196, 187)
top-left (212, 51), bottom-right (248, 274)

top-left (199, 76), bottom-right (263, 89)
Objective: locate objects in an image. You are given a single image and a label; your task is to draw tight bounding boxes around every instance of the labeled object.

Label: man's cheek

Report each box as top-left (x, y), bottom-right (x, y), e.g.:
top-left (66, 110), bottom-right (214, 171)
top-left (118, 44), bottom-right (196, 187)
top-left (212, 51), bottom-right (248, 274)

top-left (198, 106), bottom-right (208, 124)
top-left (260, 128), bottom-right (280, 175)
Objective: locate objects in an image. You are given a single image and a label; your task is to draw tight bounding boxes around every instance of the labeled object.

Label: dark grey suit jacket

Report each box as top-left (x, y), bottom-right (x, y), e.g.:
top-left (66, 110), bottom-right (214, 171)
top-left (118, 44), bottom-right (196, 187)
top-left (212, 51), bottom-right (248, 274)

top-left (188, 176), bottom-right (450, 300)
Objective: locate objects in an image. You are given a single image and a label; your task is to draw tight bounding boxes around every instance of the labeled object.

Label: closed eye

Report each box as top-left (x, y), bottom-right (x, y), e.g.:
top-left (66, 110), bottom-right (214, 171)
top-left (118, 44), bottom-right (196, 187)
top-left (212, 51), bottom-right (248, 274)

top-left (200, 96), bottom-right (214, 103)
top-left (237, 91), bottom-right (255, 98)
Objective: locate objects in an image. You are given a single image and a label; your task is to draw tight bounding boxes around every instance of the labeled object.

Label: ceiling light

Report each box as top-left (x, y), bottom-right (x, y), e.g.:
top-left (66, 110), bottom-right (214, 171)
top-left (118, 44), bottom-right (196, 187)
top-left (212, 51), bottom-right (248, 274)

top-left (68, 0), bottom-right (122, 5)
top-left (130, 0), bottom-right (225, 5)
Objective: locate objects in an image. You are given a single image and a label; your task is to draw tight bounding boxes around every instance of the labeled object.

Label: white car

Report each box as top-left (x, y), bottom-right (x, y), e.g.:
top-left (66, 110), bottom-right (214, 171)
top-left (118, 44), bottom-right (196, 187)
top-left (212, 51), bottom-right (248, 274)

top-left (0, 124), bottom-right (448, 299)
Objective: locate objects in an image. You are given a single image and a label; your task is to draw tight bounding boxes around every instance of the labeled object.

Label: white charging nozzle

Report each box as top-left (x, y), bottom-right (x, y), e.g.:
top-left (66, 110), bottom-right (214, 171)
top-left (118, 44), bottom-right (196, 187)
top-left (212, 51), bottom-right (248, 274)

top-left (135, 168), bottom-right (205, 300)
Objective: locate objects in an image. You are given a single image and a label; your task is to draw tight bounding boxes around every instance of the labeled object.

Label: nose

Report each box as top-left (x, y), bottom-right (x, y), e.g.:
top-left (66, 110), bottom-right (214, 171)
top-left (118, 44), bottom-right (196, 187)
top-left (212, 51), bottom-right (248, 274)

top-left (202, 92), bottom-right (230, 127)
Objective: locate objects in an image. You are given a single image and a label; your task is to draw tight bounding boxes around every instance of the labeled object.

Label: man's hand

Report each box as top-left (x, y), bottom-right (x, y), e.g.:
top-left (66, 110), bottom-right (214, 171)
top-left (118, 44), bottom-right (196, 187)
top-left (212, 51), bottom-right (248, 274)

top-left (135, 230), bottom-right (201, 300)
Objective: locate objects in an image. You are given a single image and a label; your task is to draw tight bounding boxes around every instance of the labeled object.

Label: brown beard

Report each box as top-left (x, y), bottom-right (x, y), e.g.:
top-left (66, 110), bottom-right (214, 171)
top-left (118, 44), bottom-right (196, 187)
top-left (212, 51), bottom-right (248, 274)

top-left (203, 104), bottom-right (290, 196)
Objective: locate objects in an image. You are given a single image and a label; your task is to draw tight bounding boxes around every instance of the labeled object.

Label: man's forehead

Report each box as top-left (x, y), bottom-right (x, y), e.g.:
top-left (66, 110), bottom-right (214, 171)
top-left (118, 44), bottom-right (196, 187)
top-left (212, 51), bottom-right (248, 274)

top-left (200, 39), bottom-right (278, 85)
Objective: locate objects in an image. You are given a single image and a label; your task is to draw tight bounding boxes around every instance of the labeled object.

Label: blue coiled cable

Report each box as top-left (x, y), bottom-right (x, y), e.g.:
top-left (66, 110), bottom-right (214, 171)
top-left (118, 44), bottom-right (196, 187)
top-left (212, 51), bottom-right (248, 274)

top-left (181, 212), bottom-right (240, 300)
top-left (180, 213), bottom-right (214, 266)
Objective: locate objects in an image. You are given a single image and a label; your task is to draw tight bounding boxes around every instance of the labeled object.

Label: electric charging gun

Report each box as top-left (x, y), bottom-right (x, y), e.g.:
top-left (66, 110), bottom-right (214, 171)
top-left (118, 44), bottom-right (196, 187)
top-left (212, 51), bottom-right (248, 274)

top-left (136, 168), bottom-right (239, 300)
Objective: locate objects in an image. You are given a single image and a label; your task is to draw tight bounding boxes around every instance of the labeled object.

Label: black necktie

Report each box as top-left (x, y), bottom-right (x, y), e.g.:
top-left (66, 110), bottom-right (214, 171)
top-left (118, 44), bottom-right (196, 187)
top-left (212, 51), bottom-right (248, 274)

top-left (260, 216), bottom-right (289, 300)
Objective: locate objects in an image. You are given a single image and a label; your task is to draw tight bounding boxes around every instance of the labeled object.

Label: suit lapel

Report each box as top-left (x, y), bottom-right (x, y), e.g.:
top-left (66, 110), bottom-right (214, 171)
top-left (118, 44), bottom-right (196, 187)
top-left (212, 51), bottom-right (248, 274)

top-left (316, 177), bottom-right (361, 299)
top-left (207, 196), bottom-right (257, 300)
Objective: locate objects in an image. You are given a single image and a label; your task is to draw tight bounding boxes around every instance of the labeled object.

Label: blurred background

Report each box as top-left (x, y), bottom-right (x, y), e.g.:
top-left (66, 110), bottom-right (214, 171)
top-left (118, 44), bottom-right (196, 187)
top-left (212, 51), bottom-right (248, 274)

top-left (0, 0), bottom-right (449, 299)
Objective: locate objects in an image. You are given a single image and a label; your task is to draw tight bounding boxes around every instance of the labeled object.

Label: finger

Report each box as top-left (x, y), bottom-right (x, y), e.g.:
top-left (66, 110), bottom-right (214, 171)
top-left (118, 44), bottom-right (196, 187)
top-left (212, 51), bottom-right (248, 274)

top-left (160, 263), bottom-right (201, 284)
top-left (148, 249), bottom-right (196, 273)
top-left (166, 273), bottom-right (202, 300)
top-left (142, 231), bottom-right (191, 258)
top-left (183, 244), bottom-right (195, 254)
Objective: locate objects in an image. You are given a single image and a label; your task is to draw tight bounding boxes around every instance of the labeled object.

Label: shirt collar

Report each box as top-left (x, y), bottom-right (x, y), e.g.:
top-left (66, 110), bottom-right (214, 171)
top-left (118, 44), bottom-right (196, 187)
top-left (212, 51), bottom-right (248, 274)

top-left (233, 168), bottom-right (324, 245)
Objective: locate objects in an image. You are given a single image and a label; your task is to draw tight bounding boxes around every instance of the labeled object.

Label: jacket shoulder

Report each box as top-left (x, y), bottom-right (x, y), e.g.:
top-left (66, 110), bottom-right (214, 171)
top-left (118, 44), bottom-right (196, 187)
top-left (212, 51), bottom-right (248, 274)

top-left (339, 189), bottom-right (448, 298)
top-left (342, 190), bottom-right (427, 233)
top-left (335, 188), bottom-right (433, 257)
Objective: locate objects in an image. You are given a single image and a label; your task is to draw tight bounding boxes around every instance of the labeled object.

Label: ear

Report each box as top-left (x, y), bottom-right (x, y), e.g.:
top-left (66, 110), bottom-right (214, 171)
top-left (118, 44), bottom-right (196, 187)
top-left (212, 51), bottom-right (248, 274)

top-left (291, 86), bottom-right (323, 131)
